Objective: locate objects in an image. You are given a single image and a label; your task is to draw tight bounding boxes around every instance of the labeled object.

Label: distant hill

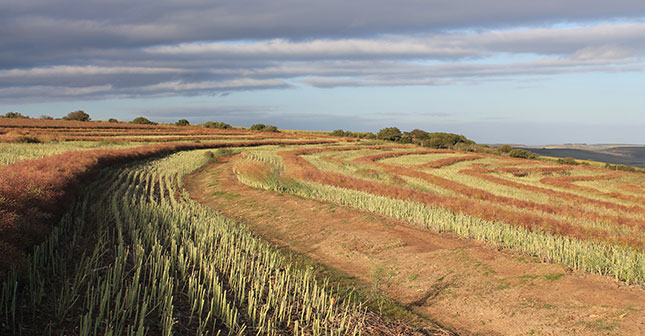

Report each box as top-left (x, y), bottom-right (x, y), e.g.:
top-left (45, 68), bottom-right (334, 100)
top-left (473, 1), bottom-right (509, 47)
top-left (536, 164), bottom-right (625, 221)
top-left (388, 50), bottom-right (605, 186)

top-left (518, 145), bottom-right (645, 168)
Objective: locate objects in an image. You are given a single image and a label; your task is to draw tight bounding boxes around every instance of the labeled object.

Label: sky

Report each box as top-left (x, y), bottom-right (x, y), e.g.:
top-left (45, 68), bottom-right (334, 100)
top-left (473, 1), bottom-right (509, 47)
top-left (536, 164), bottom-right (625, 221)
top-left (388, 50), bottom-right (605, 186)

top-left (1, 1), bottom-right (644, 145)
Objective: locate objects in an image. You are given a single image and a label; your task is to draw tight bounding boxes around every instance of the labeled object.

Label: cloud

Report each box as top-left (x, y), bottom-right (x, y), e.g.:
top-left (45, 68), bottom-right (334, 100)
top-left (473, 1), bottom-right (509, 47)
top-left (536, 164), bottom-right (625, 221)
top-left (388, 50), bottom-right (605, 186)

top-left (1, 1), bottom-right (645, 102)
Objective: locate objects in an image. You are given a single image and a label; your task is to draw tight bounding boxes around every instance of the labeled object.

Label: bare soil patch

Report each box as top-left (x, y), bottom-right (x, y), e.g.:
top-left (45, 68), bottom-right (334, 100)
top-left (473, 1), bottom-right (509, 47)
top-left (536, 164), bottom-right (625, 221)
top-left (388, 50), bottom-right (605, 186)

top-left (185, 158), bottom-right (644, 335)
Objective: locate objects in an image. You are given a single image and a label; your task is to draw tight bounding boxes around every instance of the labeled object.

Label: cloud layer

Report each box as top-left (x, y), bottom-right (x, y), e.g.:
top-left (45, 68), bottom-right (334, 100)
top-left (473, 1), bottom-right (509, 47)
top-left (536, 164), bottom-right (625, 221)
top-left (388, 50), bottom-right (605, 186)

top-left (1, 1), bottom-right (644, 102)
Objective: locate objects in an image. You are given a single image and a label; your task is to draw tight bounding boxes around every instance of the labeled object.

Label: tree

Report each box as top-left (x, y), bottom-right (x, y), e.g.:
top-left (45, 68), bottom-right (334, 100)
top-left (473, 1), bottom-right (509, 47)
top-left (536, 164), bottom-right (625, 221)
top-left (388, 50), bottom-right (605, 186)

top-left (376, 127), bottom-right (402, 141)
top-left (40, 115), bottom-right (53, 120)
top-left (203, 121), bottom-right (232, 129)
top-left (131, 117), bottom-right (154, 124)
top-left (509, 149), bottom-right (538, 159)
top-left (262, 125), bottom-right (278, 132)
top-left (421, 132), bottom-right (474, 149)
top-left (398, 135), bottom-right (413, 144)
top-left (496, 145), bottom-right (513, 153)
top-left (175, 119), bottom-right (190, 126)
top-left (3, 112), bottom-right (28, 118)
top-left (250, 123), bottom-right (266, 131)
top-left (408, 129), bottom-right (429, 141)
top-left (108, 118), bottom-right (119, 123)
top-left (64, 110), bottom-right (91, 121)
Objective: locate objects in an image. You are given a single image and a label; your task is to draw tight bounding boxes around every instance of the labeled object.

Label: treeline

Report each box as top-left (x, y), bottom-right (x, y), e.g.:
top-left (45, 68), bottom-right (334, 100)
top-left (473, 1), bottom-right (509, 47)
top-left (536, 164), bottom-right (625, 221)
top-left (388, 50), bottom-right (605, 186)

top-left (331, 127), bottom-right (477, 149)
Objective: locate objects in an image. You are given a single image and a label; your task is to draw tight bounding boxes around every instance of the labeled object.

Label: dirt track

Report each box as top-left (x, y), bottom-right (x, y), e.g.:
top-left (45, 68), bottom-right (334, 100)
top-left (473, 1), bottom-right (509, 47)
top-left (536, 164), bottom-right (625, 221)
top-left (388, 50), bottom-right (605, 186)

top-left (185, 158), bottom-right (644, 335)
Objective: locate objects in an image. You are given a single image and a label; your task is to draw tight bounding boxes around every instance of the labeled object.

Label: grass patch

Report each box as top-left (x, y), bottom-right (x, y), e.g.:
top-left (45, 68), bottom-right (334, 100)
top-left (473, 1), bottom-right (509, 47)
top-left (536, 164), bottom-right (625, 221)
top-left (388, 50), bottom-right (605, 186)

top-left (544, 273), bottom-right (565, 281)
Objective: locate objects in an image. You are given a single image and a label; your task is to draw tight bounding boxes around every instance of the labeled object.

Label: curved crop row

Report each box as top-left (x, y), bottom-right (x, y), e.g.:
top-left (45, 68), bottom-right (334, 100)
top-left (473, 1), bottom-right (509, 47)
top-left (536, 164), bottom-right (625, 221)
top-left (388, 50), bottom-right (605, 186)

top-left (0, 139), bottom-right (336, 278)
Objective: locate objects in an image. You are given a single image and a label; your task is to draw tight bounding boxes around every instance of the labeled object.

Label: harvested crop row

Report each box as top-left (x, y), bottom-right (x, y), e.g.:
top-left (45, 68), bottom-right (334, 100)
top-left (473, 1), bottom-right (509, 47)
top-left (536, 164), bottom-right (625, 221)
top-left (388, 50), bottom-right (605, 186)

top-left (413, 154), bottom-right (484, 169)
top-left (1, 150), bottom-right (371, 335)
top-left (235, 155), bottom-right (644, 284)
top-left (0, 139), bottom-right (336, 278)
top-left (540, 173), bottom-right (645, 204)
top-left (352, 153), bottom-right (645, 239)
top-left (279, 148), bottom-right (641, 248)
top-left (462, 168), bottom-right (645, 217)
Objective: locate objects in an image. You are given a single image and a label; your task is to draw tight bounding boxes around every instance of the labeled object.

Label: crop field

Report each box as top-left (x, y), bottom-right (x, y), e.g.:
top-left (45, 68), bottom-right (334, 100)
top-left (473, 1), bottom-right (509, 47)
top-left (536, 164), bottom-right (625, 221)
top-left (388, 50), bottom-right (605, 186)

top-left (234, 145), bottom-right (645, 284)
top-left (1, 118), bottom-right (643, 335)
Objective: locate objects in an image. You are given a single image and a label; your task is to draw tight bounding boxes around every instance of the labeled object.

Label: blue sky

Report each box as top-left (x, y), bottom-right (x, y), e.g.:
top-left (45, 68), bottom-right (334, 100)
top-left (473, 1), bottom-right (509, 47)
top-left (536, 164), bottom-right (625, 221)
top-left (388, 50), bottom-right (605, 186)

top-left (1, 1), bottom-right (644, 145)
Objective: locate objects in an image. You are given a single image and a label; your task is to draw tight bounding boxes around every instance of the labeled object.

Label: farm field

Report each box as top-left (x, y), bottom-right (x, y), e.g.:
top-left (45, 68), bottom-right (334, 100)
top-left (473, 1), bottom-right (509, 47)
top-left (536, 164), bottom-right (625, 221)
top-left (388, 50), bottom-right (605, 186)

top-left (0, 118), bottom-right (643, 335)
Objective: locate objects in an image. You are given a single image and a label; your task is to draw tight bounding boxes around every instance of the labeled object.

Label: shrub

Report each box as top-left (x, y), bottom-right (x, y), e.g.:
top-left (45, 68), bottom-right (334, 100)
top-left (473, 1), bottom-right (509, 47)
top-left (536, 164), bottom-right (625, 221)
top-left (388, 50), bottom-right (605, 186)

top-left (203, 121), bottom-right (232, 129)
top-left (557, 157), bottom-right (579, 165)
top-left (175, 119), bottom-right (190, 126)
top-left (131, 117), bottom-right (154, 124)
top-left (397, 136), bottom-right (413, 144)
top-left (262, 125), bottom-right (279, 132)
top-left (108, 118), bottom-right (119, 123)
top-left (509, 149), bottom-right (538, 159)
top-left (604, 163), bottom-right (637, 172)
top-left (250, 124), bottom-right (279, 132)
top-left (496, 145), bottom-right (514, 153)
top-left (39, 115), bottom-right (53, 120)
top-left (330, 129), bottom-right (348, 137)
top-left (408, 129), bottom-right (429, 141)
top-left (63, 110), bottom-right (91, 121)
top-left (421, 132), bottom-right (474, 149)
top-left (3, 112), bottom-right (28, 119)
top-left (377, 127), bottom-right (402, 141)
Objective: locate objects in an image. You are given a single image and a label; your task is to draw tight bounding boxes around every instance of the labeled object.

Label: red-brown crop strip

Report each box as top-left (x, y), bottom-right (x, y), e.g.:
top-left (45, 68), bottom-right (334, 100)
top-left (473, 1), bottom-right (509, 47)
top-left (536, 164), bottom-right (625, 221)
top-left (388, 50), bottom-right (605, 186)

top-left (352, 149), bottom-right (455, 162)
top-left (460, 167), bottom-right (645, 227)
top-left (620, 183), bottom-right (645, 194)
top-left (412, 154), bottom-right (485, 169)
top-left (278, 147), bottom-right (639, 250)
top-left (497, 166), bottom-right (645, 204)
top-left (495, 166), bottom-right (572, 176)
top-left (0, 138), bottom-right (336, 279)
top-left (54, 135), bottom-right (273, 143)
top-left (540, 173), bottom-right (645, 204)
top-left (352, 153), bottom-right (645, 233)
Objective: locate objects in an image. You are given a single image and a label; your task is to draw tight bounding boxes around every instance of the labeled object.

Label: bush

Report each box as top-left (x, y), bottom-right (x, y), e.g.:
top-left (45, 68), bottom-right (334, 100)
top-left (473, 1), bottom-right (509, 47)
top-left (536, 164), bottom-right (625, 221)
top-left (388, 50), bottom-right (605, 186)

top-left (557, 157), bottom-right (579, 165)
top-left (3, 112), bottom-right (28, 119)
top-left (203, 121), bottom-right (232, 129)
top-left (131, 117), bottom-right (155, 125)
top-left (108, 118), bottom-right (119, 123)
top-left (496, 145), bottom-right (513, 153)
top-left (250, 123), bottom-right (266, 131)
top-left (377, 127), bottom-right (402, 141)
top-left (175, 119), bottom-right (190, 126)
top-left (63, 110), bottom-right (91, 121)
top-left (39, 115), bottom-right (53, 120)
top-left (330, 129), bottom-right (349, 137)
top-left (408, 129), bottom-right (429, 141)
top-left (397, 135), bottom-right (413, 144)
top-left (262, 125), bottom-right (279, 132)
top-left (509, 149), bottom-right (538, 159)
top-left (604, 163), bottom-right (637, 172)
top-left (250, 124), bottom-right (279, 132)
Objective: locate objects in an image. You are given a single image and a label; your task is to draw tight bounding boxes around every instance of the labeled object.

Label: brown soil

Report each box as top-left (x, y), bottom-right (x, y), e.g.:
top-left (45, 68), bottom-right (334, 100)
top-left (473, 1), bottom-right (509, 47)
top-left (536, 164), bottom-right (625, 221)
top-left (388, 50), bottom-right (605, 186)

top-left (185, 158), bottom-right (645, 336)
